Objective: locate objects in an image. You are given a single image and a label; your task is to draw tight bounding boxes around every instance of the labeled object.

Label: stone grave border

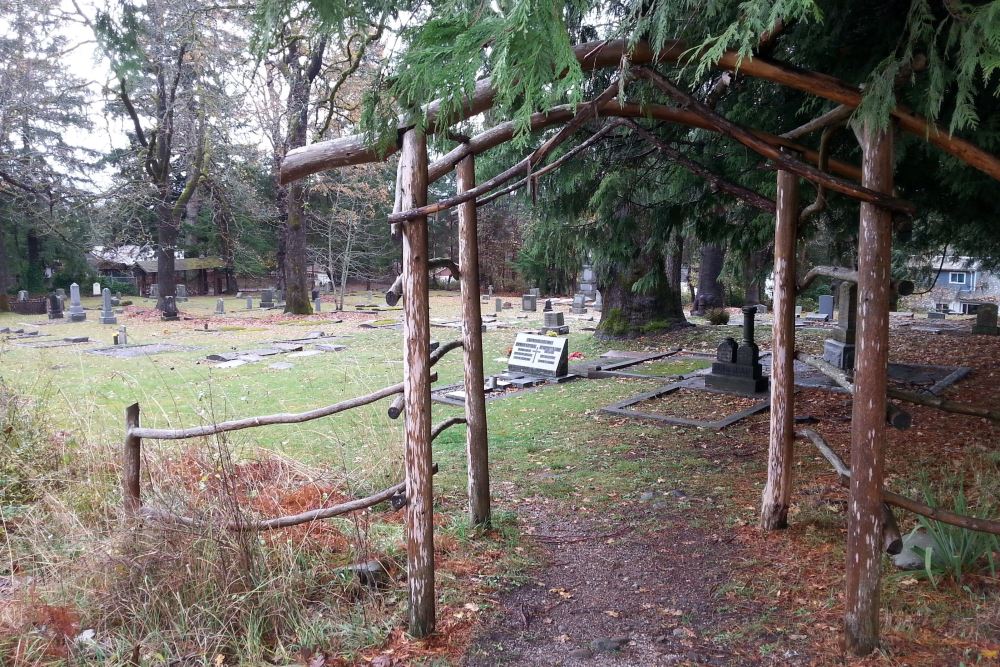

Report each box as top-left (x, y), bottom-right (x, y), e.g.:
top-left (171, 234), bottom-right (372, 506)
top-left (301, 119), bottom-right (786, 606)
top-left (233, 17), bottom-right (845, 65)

top-left (580, 348), bottom-right (717, 381)
top-left (431, 374), bottom-right (579, 408)
top-left (600, 376), bottom-right (771, 430)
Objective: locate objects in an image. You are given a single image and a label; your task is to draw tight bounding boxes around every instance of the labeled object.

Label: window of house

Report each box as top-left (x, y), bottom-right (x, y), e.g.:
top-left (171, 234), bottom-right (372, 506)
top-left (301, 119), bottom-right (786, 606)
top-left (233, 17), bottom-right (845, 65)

top-left (935, 303), bottom-right (950, 313)
top-left (963, 303), bottom-right (981, 315)
top-left (949, 272), bottom-right (967, 285)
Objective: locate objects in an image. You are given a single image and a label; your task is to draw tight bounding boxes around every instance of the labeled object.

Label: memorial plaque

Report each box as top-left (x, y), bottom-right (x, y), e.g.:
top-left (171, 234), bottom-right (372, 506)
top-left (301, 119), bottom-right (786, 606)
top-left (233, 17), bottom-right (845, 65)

top-left (507, 333), bottom-right (569, 378)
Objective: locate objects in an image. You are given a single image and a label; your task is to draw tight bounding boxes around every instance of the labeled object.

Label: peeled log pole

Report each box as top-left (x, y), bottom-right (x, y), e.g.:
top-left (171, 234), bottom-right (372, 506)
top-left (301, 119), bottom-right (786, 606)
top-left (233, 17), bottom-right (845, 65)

top-left (796, 429), bottom-right (902, 554)
top-left (398, 128), bottom-right (435, 637)
top-left (797, 265), bottom-right (859, 293)
top-left (458, 154), bottom-right (491, 526)
top-left (626, 120), bottom-right (776, 214)
top-left (280, 39), bottom-right (1000, 186)
top-left (798, 428), bottom-right (1000, 537)
top-left (124, 403), bottom-right (141, 518)
top-left (760, 168), bottom-right (797, 530)
top-left (428, 102), bottom-right (861, 185)
top-left (888, 387), bottom-right (1000, 423)
top-left (388, 80), bottom-right (624, 224)
top-left (638, 68), bottom-right (915, 215)
top-left (845, 124), bottom-right (894, 657)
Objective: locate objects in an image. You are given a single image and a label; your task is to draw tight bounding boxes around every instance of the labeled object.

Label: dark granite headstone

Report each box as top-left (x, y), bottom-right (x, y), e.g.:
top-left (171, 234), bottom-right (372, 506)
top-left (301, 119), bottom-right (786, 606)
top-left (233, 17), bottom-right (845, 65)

top-left (705, 307), bottom-right (768, 395)
top-left (973, 303), bottom-right (999, 335)
top-left (48, 292), bottom-right (63, 319)
top-left (543, 299), bottom-right (553, 312)
top-left (260, 289), bottom-right (275, 309)
top-left (927, 311), bottom-right (946, 320)
top-left (818, 294), bottom-right (835, 319)
top-left (161, 295), bottom-right (179, 321)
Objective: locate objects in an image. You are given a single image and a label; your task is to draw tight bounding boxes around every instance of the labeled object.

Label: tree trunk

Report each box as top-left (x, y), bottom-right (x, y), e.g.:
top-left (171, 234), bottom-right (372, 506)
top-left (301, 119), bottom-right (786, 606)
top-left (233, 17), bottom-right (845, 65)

top-left (692, 242), bottom-right (726, 314)
top-left (743, 246), bottom-right (770, 305)
top-left (760, 169), bottom-right (798, 530)
top-left (844, 124), bottom-right (894, 657)
top-left (665, 231), bottom-right (684, 302)
top-left (155, 200), bottom-right (177, 310)
top-left (338, 221), bottom-right (354, 311)
top-left (598, 248), bottom-right (687, 338)
top-left (283, 182), bottom-right (311, 314)
top-left (0, 221), bottom-right (8, 297)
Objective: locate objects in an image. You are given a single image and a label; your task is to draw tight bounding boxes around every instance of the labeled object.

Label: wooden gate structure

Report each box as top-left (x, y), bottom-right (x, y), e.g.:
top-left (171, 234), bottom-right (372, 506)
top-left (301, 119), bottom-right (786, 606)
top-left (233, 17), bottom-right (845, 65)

top-left (113, 36), bottom-right (1000, 655)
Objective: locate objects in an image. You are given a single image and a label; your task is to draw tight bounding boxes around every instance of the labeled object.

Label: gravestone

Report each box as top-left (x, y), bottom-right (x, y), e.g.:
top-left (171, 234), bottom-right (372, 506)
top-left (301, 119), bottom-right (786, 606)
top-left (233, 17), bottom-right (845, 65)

top-left (47, 292), bottom-right (63, 320)
top-left (111, 294), bottom-right (120, 307)
top-left (55, 288), bottom-right (65, 299)
top-left (522, 294), bottom-right (537, 311)
top-left (795, 305), bottom-right (803, 317)
top-left (594, 291), bottom-right (603, 311)
top-left (118, 325), bottom-right (128, 345)
top-left (215, 299), bottom-right (225, 315)
top-left (541, 311), bottom-right (569, 335)
top-left (705, 306), bottom-right (768, 395)
top-left (58, 295), bottom-right (65, 312)
top-left (507, 333), bottom-right (569, 378)
top-left (927, 311), bottom-right (946, 320)
top-left (818, 294), bottom-right (835, 319)
top-left (149, 284), bottom-right (159, 298)
top-left (314, 298), bottom-right (322, 312)
top-left (246, 296), bottom-right (253, 310)
top-left (530, 287), bottom-right (541, 297)
top-left (176, 284), bottom-right (189, 302)
top-left (67, 283), bottom-right (87, 322)
top-left (488, 285), bottom-right (494, 299)
top-left (275, 288), bottom-right (284, 303)
top-left (100, 288), bottom-right (117, 324)
top-left (312, 288), bottom-right (320, 301)
top-left (972, 303), bottom-right (999, 335)
top-left (543, 299), bottom-right (553, 312)
top-left (161, 296), bottom-right (179, 321)
top-left (754, 304), bottom-right (768, 314)
top-left (260, 289), bottom-right (275, 308)
top-left (571, 294), bottom-right (587, 314)
top-left (822, 282), bottom-right (857, 370)
top-left (92, 282), bottom-right (101, 296)
top-left (17, 290), bottom-right (27, 302)
top-left (495, 298), bottom-right (503, 314)
top-left (578, 262), bottom-right (597, 299)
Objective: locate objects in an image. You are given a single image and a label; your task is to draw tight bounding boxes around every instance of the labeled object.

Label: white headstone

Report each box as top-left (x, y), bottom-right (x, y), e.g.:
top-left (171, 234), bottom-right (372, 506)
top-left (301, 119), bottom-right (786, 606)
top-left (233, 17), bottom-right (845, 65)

top-left (246, 296), bottom-right (253, 310)
top-left (118, 325), bottom-right (128, 345)
top-left (313, 298), bottom-right (321, 312)
top-left (93, 282), bottom-right (101, 296)
top-left (507, 333), bottom-right (569, 378)
top-left (17, 290), bottom-right (27, 302)
top-left (215, 298), bottom-right (225, 314)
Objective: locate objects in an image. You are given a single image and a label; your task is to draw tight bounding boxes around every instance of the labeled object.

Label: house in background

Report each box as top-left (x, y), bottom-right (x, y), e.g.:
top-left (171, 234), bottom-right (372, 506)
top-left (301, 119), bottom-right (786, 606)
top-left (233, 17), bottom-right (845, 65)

top-left (88, 246), bottom-right (232, 296)
top-left (905, 256), bottom-right (1000, 314)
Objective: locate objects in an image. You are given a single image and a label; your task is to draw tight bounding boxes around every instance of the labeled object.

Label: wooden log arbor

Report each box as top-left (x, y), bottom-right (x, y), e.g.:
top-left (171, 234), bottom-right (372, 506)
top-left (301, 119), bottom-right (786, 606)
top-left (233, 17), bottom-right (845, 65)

top-left (276, 43), bottom-right (1000, 651)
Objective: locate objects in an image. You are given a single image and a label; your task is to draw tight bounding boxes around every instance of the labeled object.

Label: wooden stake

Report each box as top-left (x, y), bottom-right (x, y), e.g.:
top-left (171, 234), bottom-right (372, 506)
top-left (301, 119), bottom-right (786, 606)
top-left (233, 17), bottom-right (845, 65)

top-left (124, 403), bottom-right (141, 518)
top-left (457, 154), bottom-right (491, 526)
top-left (398, 128), bottom-right (435, 637)
top-left (845, 124), bottom-right (894, 657)
top-left (760, 168), bottom-right (798, 530)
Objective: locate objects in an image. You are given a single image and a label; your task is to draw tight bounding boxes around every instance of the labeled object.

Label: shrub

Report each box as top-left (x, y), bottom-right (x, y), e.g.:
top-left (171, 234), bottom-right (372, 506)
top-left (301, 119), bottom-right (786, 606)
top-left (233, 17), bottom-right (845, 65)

top-left (705, 308), bottom-right (730, 325)
top-left (914, 481), bottom-right (999, 588)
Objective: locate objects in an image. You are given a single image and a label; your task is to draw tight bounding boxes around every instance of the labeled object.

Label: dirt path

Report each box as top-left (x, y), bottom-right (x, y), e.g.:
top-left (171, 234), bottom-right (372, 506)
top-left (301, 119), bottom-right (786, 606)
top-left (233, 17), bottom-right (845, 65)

top-left (464, 494), bottom-right (799, 666)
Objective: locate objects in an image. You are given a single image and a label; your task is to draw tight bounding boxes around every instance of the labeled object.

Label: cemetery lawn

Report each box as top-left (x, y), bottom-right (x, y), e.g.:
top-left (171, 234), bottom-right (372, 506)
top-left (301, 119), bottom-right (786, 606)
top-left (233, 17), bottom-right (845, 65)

top-left (2, 296), bottom-right (998, 665)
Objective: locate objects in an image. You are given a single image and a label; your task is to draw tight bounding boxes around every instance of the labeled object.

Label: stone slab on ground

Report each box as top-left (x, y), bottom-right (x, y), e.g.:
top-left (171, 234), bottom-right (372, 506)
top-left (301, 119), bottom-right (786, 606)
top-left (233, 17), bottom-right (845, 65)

top-left (273, 343), bottom-right (305, 352)
top-left (287, 350), bottom-right (322, 358)
top-left (89, 343), bottom-right (197, 358)
top-left (15, 338), bottom-right (96, 349)
top-left (268, 362), bottom-right (294, 370)
top-left (215, 359), bottom-right (248, 368)
top-left (316, 343), bottom-right (347, 352)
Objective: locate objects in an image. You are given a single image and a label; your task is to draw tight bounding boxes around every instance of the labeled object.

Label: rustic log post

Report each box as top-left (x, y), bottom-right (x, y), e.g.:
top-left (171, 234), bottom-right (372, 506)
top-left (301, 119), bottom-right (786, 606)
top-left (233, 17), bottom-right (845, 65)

top-left (123, 403), bottom-right (141, 517)
top-left (760, 168), bottom-right (798, 530)
top-left (845, 124), bottom-right (894, 657)
top-left (398, 128), bottom-right (436, 637)
top-left (457, 153), bottom-right (492, 527)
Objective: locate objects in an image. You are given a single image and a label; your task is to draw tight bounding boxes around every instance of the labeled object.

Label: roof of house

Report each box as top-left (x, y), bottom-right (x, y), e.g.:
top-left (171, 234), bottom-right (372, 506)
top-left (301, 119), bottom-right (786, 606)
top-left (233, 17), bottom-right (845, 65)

top-left (135, 257), bottom-right (228, 273)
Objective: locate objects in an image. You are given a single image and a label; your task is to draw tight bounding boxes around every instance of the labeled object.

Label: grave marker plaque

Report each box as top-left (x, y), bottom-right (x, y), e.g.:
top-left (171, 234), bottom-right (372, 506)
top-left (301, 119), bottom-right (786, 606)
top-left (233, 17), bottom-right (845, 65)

top-left (818, 294), bottom-right (835, 319)
top-left (215, 299), bottom-right (225, 314)
top-left (507, 333), bottom-right (569, 378)
top-left (571, 293), bottom-right (587, 314)
top-left (161, 296), bottom-right (179, 321)
top-left (260, 289), bottom-right (275, 308)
